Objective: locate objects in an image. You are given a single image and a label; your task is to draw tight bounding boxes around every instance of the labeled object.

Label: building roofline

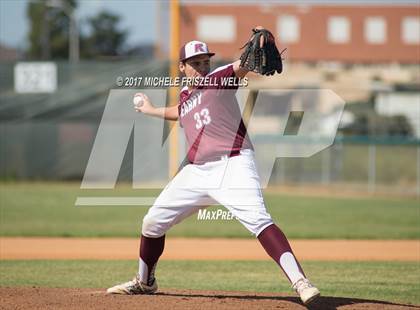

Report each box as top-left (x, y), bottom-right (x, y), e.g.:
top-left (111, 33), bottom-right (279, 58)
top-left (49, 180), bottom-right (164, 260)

top-left (181, 0), bottom-right (419, 6)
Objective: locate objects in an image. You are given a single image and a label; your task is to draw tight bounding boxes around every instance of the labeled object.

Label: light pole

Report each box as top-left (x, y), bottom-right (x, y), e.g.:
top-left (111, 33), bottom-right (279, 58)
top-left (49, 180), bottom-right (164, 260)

top-left (45, 0), bottom-right (79, 63)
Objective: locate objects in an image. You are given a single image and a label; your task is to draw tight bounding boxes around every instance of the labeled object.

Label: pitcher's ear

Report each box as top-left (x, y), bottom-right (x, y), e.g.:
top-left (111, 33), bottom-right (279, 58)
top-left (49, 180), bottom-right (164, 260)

top-left (179, 61), bottom-right (186, 73)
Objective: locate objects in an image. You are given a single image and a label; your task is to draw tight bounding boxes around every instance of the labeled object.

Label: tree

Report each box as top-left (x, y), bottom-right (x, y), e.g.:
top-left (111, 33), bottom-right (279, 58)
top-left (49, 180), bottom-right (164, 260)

top-left (83, 11), bottom-right (127, 58)
top-left (27, 0), bottom-right (78, 60)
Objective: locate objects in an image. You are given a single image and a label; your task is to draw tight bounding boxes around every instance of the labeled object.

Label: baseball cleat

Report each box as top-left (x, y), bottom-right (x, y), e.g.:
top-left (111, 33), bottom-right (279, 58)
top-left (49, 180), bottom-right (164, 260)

top-left (106, 275), bottom-right (158, 295)
top-left (292, 278), bottom-right (320, 305)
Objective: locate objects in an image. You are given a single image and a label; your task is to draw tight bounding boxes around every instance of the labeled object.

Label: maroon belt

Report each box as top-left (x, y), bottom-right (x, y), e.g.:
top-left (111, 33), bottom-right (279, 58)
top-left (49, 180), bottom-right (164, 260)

top-left (229, 150), bottom-right (241, 157)
top-left (193, 150), bottom-right (241, 165)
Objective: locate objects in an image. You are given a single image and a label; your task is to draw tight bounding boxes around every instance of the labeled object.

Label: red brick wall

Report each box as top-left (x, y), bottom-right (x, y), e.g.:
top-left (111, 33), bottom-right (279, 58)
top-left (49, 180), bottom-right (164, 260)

top-left (179, 4), bottom-right (419, 63)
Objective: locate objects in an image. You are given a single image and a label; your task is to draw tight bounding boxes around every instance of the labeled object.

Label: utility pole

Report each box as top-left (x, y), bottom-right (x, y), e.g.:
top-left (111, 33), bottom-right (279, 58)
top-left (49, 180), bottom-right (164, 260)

top-left (45, 0), bottom-right (79, 63)
top-left (168, 0), bottom-right (180, 178)
top-left (41, 6), bottom-right (51, 59)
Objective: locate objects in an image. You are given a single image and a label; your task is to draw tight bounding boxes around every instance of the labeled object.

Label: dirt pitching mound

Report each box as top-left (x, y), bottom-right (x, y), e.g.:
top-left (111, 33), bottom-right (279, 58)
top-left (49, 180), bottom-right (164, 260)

top-left (1, 288), bottom-right (417, 310)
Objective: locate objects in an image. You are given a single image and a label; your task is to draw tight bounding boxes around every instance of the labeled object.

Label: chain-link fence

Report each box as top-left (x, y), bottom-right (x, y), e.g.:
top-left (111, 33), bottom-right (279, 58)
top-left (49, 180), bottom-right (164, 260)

top-left (269, 136), bottom-right (420, 196)
top-left (1, 120), bottom-right (419, 197)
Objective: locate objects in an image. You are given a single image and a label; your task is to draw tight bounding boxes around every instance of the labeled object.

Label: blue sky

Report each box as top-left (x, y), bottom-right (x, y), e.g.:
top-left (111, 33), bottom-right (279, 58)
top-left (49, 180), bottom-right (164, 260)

top-left (1, 0), bottom-right (418, 50)
top-left (0, 0), bottom-right (158, 49)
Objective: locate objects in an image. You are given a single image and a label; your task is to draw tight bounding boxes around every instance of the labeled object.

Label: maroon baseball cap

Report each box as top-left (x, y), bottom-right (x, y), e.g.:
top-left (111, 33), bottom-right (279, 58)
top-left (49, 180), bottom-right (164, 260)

top-left (179, 40), bottom-right (215, 62)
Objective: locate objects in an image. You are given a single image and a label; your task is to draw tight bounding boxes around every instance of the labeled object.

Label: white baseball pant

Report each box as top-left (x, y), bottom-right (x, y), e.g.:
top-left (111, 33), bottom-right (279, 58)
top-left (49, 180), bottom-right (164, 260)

top-left (142, 149), bottom-right (273, 237)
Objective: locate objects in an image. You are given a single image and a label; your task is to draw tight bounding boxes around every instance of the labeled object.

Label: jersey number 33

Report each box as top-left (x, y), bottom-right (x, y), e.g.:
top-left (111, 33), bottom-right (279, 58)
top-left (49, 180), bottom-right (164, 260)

top-left (194, 108), bottom-right (212, 130)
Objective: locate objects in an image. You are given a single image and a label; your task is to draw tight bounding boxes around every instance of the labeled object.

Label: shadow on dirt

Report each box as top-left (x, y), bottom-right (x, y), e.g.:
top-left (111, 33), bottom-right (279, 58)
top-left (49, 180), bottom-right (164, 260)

top-left (156, 291), bottom-right (419, 309)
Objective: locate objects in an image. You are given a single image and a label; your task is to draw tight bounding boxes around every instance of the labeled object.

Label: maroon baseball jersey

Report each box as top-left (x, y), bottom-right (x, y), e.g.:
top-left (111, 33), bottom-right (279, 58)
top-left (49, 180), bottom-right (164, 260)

top-left (178, 64), bottom-right (253, 164)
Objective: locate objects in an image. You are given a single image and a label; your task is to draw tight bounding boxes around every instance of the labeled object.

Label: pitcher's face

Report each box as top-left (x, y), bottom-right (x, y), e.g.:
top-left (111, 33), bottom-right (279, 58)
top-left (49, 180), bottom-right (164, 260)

top-left (179, 54), bottom-right (211, 78)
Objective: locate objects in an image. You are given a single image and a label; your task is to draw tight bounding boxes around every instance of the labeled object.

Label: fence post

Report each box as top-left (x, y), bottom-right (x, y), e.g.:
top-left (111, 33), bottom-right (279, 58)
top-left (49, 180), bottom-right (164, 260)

top-left (322, 146), bottom-right (331, 185)
top-left (276, 144), bottom-right (285, 184)
top-left (368, 144), bottom-right (376, 194)
top-left (417, 146), bottom-right (420, 198)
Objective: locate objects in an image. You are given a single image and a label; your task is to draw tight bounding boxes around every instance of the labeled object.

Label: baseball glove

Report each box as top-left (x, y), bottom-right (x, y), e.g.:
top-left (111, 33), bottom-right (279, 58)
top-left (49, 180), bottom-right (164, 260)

top-left (239, 28), bottom-right (284, 76)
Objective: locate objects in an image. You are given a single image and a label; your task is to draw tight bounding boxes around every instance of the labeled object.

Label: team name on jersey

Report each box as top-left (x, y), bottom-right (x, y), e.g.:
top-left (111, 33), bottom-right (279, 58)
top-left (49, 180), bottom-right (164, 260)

top-left (180, 92), bottom-right (202, 118)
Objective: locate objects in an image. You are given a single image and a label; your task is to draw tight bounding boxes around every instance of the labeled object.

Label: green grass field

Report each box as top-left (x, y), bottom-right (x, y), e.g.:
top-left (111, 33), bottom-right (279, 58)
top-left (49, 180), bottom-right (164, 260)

top-left (1, 182), bottom-right (419, 305)
top-left (0, 182), bottom-right (418, 239)
top-left (0, 260), bottom-right (418, 305)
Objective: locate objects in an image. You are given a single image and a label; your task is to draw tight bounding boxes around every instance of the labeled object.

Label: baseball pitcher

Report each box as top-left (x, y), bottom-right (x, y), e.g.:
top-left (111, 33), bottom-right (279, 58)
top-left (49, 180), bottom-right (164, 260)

top-left (107, 27), bottom-right (320, 305)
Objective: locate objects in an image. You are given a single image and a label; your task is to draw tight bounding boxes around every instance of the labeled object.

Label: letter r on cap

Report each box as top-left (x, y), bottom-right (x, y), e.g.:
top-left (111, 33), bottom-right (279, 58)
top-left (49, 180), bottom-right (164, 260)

top-left (194, 43), bottom-right (205, 53)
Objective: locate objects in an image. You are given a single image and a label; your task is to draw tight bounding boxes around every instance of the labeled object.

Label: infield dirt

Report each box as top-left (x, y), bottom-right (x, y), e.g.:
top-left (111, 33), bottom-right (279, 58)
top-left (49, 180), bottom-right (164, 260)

top-left (1, 287), bottom-right (419, 310)
top-left (1, 237), bottom-right (418, 261)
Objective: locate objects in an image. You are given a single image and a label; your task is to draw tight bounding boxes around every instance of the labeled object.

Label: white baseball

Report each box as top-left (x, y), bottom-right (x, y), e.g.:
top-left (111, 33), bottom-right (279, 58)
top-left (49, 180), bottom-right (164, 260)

top-left (133, 95), bottom-right (144, 107)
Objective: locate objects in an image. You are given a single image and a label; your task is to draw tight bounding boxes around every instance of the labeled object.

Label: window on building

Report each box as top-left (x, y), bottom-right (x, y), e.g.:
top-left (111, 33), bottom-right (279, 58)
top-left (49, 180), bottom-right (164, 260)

top-left (328, 16), bottom-right (350, 44)
top-left (365, 17), bottom-right (386, 44)
top-left (402, 17), bottom-right (420, 44)
top-left (277, 15), bottom-right (300, 43)
top-left (197, 16), bottom-right (236, 43)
